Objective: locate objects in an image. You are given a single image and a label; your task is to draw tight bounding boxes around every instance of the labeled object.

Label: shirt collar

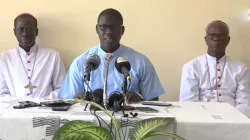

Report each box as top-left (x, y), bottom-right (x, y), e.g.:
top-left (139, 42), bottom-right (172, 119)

top-left (98, 44), bottom-right (123, 58)
top-left (18, 44), bottom-right (38, 55)
top-left (206, 53), bottom-right (226, 62)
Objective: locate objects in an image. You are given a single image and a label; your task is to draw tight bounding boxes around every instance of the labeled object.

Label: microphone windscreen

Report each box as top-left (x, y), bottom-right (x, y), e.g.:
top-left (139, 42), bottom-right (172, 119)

top-left (92, 89), bottom-right (103, 104)
top-left (115, 57), bottom-right (131, 74)
top-left (108, 91), bottom-right (123, 106)
top-left (85, 54), bottom-right (101, 70)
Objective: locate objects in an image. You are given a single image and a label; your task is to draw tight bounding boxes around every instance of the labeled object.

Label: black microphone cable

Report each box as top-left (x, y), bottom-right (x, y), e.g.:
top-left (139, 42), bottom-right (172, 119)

top-left (118, 80), bottom-right (131, 105)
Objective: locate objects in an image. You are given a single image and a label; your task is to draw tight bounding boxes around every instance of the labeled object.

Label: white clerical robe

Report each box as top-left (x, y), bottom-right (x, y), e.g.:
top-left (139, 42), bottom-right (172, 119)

top-left (0, 44), bottom-right (66, 99)
top-left (179, 54), bottom-right (250, 117)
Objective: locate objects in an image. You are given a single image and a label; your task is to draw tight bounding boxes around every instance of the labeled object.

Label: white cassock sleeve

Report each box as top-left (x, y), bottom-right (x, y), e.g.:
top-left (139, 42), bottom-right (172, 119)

top-left (0, 55), bottom-right (10, 97)
top-left (235, 66), bottom-right (250, 117)
top-left (179, 63), bottom-right (200, 101)
top-left (44, 52), bottom-right (66, 99)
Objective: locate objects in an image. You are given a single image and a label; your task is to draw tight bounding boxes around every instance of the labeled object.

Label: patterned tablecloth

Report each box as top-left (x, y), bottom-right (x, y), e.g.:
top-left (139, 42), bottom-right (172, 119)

top-left (0, 97), bottom-right (250, 140)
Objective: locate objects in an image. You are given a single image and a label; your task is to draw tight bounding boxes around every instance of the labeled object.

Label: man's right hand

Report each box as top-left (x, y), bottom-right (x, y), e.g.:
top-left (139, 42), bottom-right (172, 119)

top-left (125, 91), bottom-right (143, 104)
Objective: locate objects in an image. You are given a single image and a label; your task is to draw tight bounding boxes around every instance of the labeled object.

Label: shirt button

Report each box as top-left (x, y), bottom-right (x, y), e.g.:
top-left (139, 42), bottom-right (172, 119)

top-left (27, 69), bottom-right (31, 71)
top-left (217, 61), bottom-right (219, 64)
top-left (26, 93), bottom-right (30, 96)
top-left (218, 85), bottom-right (221, 88)
top-left (218, 76), bottom-right (221, 79)
top-left (27, 53), bottom-right (30, 55)
top-left (218, 94), bottom-right (221, 96)
top-left (27, 61), bottom-right (30, 63)
top-left (217, 69), bottom-right (220, 71)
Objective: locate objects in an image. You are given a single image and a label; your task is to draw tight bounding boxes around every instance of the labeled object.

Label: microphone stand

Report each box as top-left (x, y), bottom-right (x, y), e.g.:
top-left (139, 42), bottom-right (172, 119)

top-left (119, 76), bottom-right (135, 111)
top-left (84, 74), bottom-right (91, 111)
top-left (103, 53), bottom-right (113, 109)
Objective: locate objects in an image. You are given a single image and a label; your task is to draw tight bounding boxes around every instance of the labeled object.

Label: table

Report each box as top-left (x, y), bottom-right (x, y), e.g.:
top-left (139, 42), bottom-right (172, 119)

top-left (0, 97), bottom-right (250, 140)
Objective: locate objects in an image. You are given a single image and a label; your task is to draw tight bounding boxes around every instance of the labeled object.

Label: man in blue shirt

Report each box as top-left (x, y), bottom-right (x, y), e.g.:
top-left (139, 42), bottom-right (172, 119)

top-left (59, 8), bottom-right (165, 103)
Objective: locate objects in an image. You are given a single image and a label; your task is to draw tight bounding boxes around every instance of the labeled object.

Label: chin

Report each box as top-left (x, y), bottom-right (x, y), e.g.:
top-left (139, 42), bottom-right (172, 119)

top-left (22, 44), bottom-right (31, 47)
top-left (20, 43), bottom-right (33, 48)
top-left (104, 41), bottom-right (114, 45)
top-left (104, 42), bottom-right (117, 47)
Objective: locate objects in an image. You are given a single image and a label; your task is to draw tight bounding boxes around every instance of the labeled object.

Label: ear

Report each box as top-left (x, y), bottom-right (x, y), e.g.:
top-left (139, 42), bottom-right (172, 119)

top-left (204, 36), bottom-right (209, 43)
top-left (36, 28), bottom-right (39, 36)
top-left (204, 36), bottom-right (209, 46)
top-left (13, 28), bottom-right (16, 36)
top-left (121, 26), bottom-right (125, 35)
top-left (226, 36), bottom-right (230, 47)
top-left (95, 24), bottom-right (98, 34)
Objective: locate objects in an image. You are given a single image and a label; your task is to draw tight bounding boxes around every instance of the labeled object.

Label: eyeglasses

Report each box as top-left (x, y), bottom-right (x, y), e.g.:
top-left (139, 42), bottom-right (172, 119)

top-left (206, 33), bottom-right (228, 40)
top-left (14, 27), bottom-right (35, 33)
top-left (97, 24), bottom-right (122, 31)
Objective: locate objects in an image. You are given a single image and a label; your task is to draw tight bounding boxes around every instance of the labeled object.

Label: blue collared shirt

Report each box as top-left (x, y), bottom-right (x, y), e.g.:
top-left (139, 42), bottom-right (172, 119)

top-left (59, 44), bottom-right (165, 100)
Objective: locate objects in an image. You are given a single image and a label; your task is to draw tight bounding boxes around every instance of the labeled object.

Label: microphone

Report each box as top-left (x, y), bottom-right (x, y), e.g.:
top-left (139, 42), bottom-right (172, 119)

top-left (84, 53), bottom-right (101, 79)
top-left (92, 89), bottom-right (103, 105)
top-left (114, 57), bottom-right (135, 111)
top-left (115, 57), bottom-right (131, 81)
top-left (108, 91), bottom-right (123, 112)
top-left (89, 89), bottom-right (103, 111)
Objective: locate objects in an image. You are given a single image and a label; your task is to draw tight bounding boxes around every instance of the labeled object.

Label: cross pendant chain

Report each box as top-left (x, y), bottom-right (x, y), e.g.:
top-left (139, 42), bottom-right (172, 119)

top-left (209, 87), bottom-right (216, 91)
top-left (24, 81), bottom-right (37, 95)
top-left (17, 46), bottom-right (38, 95)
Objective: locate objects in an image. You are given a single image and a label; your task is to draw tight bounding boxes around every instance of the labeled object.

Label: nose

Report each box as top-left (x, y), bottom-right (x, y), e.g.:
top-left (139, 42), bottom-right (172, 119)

top-left (212, 36), bottom-right (220, 41)
top-left (22, 28), bottom-right (32, 36)
top-left (106, 28), bottom-right (113, 34)
top-left (22, 30), bottom-right (29, 36)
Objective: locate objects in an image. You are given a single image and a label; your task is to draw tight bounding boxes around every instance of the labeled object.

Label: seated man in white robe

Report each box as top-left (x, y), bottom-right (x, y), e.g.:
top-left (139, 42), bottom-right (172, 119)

top-left (0, 13), bottom-right (66, 99)
top-left (179, 20), bottom-right (250, 117)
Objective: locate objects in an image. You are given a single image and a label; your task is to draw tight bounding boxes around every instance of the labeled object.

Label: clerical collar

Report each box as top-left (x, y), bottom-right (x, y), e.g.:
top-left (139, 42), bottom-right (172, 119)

top-left (98, 44), bottom-right (123, 58)
top-left (206, 53), bottom-right (226, 62)
top-left (18, 44), bottom-right (38, 56)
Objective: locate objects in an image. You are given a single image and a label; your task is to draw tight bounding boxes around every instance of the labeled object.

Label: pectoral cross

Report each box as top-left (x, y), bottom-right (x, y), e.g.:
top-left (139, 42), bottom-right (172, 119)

top-left (24, 81), bottom-right (37, 95)
top-left (205, 93), bottom-right (215, 102)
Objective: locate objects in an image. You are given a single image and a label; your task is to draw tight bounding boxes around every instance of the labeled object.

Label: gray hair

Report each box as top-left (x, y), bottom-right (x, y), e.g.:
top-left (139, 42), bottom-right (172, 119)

top-left (205, 20), bottom-right (229, 35)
